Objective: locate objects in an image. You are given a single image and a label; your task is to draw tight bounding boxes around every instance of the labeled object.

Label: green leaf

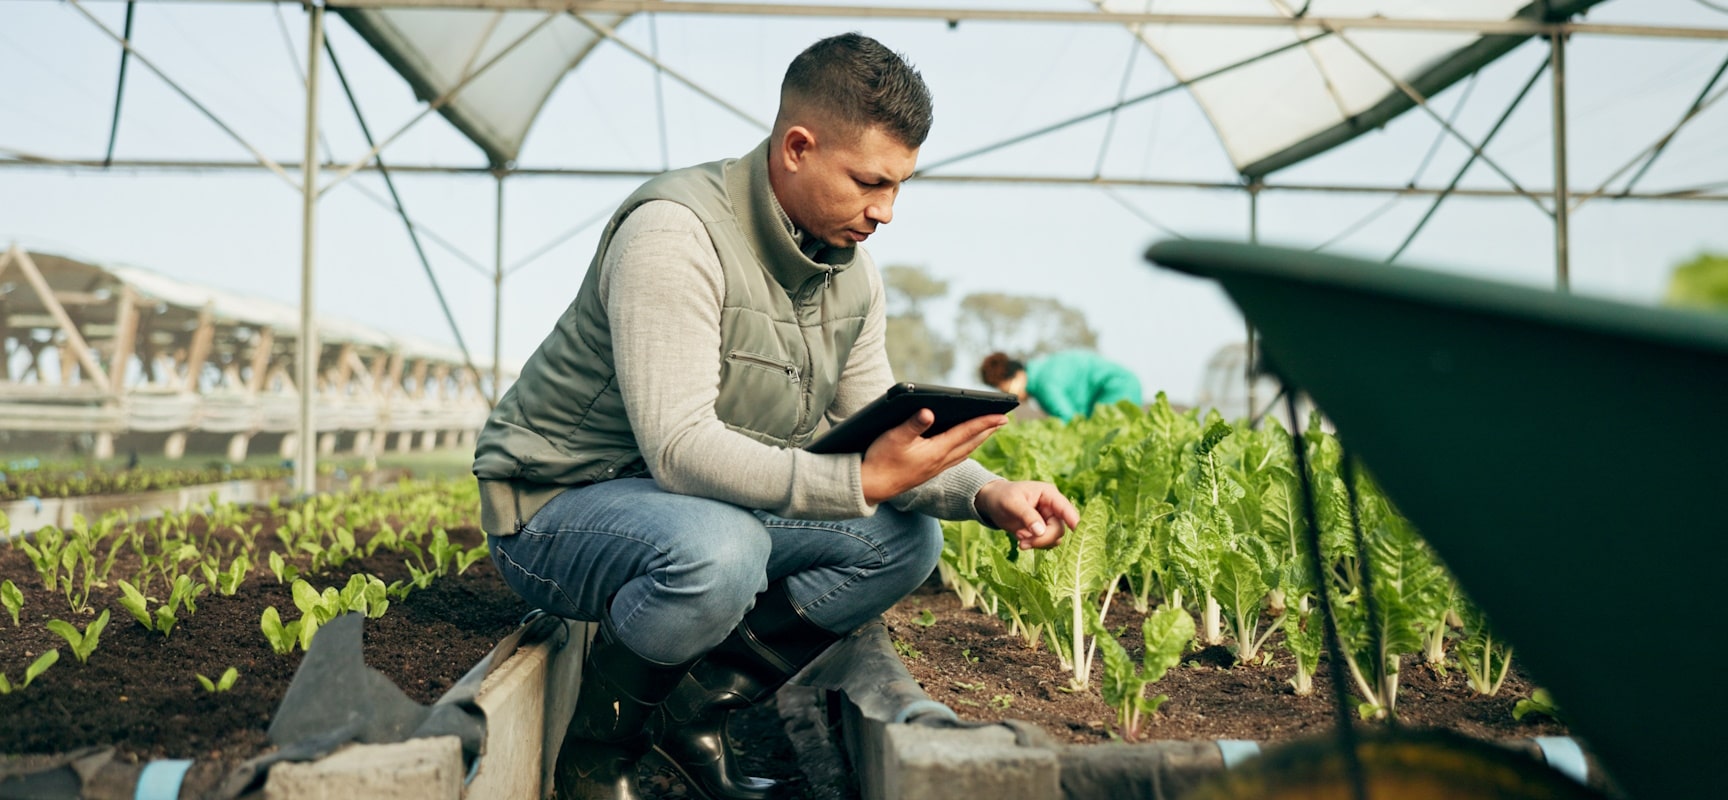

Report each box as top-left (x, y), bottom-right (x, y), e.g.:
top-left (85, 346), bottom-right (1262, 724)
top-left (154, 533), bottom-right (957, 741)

top-left (0, 674), bottom-right (11, 694)
top-left (260, 606), bottom-right (291, 654)
top-left (1141, 606), bottom-right (1195, 682)
top-left (1, 579), bottom-right (22, 626)
top-left (290, 579), bottom-right (320, 616)
top-left (117, 579), bottom-right (153, 629)
top-left (217, 666), bottom-right (239, 692)
top-left (24, 649), bottom-right (58, 688)
top-left (197, 673), bottom-right (216, 692)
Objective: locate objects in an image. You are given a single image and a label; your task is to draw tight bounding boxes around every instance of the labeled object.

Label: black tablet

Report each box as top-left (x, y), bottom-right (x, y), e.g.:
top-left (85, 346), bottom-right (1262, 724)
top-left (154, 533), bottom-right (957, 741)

top-left (804, 383), bottom-right (1019, 455)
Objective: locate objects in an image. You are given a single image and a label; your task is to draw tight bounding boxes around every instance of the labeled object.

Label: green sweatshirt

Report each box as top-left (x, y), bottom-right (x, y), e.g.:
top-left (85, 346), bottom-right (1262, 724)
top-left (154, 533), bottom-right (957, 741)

top-left (1024, 350), bottom-right (1143, 421)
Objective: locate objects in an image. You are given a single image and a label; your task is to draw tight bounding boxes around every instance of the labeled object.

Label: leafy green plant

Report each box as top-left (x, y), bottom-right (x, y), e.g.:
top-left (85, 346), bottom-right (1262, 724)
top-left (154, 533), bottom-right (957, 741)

top-left (259, 606), bottom-right (301, 655)
top-left (1458, 600), bottom-right (1514, 696)
top-left (1513, 688), bottom-right (1563, 722)
top-left (0, 649), bottom-right (59, 694)
top-left (1282, 607), bottom-right (1323, 696)
top-left (117, 575), bottom-right (206, 638)
top-left (201, 553), bottom-right (252, 597)
top-left (892, 639), bottom-right (922, 660)
top-left (990, 694), bottom-right (1013, 709)
top-left (196, 666), bottom-right (240, 693)
top-left (2, 579), bottom-right (22, 626)
top-left (914, 608), bottom-right (937, 627)
top-left (268, 551), bottom-right (299, 585)
top-left (1036, 498), bottom-right (1112, 688)
top-left (1098, 606), bottom-right (1194, 741)
top-left (46, 610), bottom-right (109, 664)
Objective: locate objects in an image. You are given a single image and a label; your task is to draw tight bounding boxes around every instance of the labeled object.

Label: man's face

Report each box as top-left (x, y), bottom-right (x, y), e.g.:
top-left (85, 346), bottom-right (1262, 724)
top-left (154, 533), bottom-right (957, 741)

top-left (778, 124), bottom-right (919, 250)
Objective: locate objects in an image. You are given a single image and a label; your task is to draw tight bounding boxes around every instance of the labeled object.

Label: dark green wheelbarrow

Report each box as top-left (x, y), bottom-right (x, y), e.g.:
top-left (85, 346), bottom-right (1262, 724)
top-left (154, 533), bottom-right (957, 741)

top-left (1147, 239), bottom-right (1728, 800)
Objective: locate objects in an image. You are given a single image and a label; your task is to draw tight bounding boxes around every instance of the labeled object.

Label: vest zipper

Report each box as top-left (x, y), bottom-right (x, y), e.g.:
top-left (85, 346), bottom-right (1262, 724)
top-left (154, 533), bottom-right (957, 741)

top-left (728, 350), bottom-right (799, 381)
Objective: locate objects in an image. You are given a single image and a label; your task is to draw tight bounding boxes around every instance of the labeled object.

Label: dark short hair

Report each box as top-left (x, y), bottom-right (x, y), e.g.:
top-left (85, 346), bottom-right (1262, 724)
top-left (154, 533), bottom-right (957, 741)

top-left (779, 33), bottom-right (933, 147)
top-left (979, 352), bottom-right (1025, 387)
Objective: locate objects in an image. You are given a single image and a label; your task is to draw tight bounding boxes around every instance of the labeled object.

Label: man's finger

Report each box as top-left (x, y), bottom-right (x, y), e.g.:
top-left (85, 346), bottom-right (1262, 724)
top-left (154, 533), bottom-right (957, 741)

top-left (890, 408), bottom-right (936, 439)
top-left (928, 413), bottom-right (1005, 442)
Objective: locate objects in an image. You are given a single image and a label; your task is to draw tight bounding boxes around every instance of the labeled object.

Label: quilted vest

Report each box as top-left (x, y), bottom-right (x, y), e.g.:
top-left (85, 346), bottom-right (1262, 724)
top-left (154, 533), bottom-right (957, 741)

top-left (473, 139), bottom-right (873, 535)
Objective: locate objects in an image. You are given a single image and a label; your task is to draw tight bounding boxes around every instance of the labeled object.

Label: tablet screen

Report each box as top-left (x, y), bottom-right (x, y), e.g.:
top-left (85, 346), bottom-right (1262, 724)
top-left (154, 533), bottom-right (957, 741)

top-left (804, 383), bottom-right (1019, 455)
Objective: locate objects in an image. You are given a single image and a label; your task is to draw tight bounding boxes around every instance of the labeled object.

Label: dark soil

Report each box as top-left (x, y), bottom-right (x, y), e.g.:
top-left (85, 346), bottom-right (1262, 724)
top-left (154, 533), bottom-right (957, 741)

top-left (0, 507), bottom-right (529, 764)
top-left (881, 579), bottom-right (1572, 746)
top-left (0, 498), bottom-right (826, 800)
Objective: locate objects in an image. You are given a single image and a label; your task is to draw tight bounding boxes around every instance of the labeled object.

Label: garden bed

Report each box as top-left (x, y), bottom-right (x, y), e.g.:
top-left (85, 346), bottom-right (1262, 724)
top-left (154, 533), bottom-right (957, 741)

top-left (880, 580), bottom-right (1569, 746)
top-left (0, 483), bottom-right (530, 797)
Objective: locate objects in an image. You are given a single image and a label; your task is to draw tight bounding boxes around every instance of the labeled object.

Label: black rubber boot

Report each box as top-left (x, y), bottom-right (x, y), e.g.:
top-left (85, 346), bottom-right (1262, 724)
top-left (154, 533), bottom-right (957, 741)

top-left (554, 618), bottom-right (695, 800)
top-left (651, 582), bottom-right (843, 800)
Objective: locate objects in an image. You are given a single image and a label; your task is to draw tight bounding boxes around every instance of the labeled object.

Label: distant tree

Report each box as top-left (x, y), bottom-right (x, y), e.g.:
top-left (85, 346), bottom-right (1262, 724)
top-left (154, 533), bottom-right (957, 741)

top-left (883, 264), bottom-right (949, 316)
top-left (881, 264), bottom-right (956, 382)
top-left (1666, 253), bottom-right (1728, 311)
top-left (885, 316), bottom-right (954, 382)
top-left (956, 292), bottom-right (1097, 361)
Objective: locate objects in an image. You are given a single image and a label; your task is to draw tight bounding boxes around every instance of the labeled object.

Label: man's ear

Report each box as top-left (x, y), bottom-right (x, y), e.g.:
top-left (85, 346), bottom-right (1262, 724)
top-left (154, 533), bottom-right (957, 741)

top-left (780, 125), bottom-right (816, 173)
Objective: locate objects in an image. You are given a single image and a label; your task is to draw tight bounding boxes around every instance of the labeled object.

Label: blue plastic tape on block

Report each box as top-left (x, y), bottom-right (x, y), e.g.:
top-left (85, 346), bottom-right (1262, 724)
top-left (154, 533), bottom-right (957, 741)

top-left (892, 699), bottom-right (959, 725)
top-left (135, 759), bottom-right (194, 800)
top-left (1535, 736), bottom-right (1589, 785)
top-left (1216, 739), bottom-right (1262, 768)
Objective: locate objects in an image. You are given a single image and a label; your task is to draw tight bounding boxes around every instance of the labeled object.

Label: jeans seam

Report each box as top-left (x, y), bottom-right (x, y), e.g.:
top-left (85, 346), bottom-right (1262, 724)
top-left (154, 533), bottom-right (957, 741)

top-left (492, 542), bottom-right (585, 618)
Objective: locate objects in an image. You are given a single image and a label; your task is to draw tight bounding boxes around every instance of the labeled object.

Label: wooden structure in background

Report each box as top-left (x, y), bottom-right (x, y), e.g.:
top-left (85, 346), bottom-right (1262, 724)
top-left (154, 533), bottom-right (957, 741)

top-left (0, 247), bottom-right (505, 461)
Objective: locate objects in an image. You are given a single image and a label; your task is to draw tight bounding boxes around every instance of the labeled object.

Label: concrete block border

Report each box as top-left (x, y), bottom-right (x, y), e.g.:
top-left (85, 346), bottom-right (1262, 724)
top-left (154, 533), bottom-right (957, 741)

top-left (793, 619), bottom-right (1616, 800)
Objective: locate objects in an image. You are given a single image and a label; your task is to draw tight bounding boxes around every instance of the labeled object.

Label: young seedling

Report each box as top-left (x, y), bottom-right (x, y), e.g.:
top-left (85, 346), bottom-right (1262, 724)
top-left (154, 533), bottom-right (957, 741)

top-left (1099, 606), bottom-right (1195, 742)
top-left (914, 608), bottom-right (937, 627)
top-left (46, 610), bottom-right (110, 664)
top-left (267, 551), bottom-right (300, 585)
top-left (259, 606), bottom-right (303, 655)
top-left (0, 650), bottom-right (59, 694)
top-left (2, 579), bottom-right (22, 626)
top-left (196, 666), bottom-right (240, 693)
top-left (1514, 688), bottom-right (1564, 722)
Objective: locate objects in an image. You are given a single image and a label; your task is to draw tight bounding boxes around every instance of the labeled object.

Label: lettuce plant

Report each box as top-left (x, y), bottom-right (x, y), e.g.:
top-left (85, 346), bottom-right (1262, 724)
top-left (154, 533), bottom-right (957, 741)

top-left (0, 650), bottom-right (58, 694)
top-left (46, 610), bottom-right (109, 664)
top-left (2, 579), bottom-right (22, 626)
top-left (196, 666), bottom-right (239, 693)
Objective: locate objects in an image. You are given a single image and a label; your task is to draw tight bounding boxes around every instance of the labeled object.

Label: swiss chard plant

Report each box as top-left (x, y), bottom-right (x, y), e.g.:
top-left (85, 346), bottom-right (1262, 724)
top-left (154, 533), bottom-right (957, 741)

top-left (46, 610), bottom-right (110, 664)
top-left (1097, 605), bottom-right (1195, 741)
top-left (2, 579), bottom-right (22, 626)
top-left (196, 666), bottom-right (240, 693)
top-left (0, 650), bottom-right (59, 695)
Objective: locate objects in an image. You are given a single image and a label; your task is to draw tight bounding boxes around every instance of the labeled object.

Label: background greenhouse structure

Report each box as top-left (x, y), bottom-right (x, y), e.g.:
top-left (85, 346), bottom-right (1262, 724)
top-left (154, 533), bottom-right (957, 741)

top-left (3, 1), bottom-right (1728, 487)
top-left (3, 3), bottom-right (1728, 800)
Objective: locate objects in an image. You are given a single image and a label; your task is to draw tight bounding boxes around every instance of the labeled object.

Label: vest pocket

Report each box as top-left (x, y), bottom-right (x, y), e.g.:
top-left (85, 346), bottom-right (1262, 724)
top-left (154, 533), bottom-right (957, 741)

top-left (718, 349), bottom-right (803, 439)
top-left (725, 349), bottom-right (800, 381)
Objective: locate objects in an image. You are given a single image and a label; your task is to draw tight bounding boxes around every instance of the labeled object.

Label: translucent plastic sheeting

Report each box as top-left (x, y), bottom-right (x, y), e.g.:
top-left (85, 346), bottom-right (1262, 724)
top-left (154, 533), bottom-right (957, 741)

top-left (338, 7), bottom-right (627, 167)
top-left (1098, 0), bottom-right (1605, 177)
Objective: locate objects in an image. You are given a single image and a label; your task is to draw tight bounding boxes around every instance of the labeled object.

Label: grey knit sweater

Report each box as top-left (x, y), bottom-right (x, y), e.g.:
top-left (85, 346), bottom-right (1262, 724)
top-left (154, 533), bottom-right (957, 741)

top-left (599, 199), bottom-right (1000, 522)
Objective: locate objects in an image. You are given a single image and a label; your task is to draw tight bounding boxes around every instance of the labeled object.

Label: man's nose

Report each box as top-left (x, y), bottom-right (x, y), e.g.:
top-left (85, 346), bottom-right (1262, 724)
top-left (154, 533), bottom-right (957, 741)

top-left (866, 198), bottom-right (894, 226)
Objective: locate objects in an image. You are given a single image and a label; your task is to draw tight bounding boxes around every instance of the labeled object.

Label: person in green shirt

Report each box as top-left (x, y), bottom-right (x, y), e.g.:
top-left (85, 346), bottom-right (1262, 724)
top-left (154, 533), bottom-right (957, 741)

top-left (980, 350), bottom-right (1144, 421)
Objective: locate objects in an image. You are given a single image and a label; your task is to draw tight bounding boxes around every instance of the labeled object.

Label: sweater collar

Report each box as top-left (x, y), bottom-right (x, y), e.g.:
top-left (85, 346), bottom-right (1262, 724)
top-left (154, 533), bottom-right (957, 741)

top-left (727, 138), bottom-right (858, 292)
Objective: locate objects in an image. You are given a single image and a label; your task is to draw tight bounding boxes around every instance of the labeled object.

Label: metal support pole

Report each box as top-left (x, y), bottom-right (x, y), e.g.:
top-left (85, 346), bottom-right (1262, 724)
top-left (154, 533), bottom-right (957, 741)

top-left (1246, 185), bottom-right (1259, 421)
top-left (1550, 32), bottom-right (1571, 291)
top-left (297, 3), bottom-right (324, 496)
top-left (493, 173), bottom-right (505, 405)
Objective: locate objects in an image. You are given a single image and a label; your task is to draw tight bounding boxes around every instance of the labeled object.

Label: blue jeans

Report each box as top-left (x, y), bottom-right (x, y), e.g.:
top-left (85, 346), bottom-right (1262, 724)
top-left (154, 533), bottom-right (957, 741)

top-left (488, 477), bottom-right (943, 665)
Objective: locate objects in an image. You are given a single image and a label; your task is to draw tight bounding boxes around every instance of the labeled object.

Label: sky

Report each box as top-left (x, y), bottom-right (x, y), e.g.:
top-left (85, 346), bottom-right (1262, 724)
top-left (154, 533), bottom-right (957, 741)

top-left (2, 0), bottom-right (1725, 415)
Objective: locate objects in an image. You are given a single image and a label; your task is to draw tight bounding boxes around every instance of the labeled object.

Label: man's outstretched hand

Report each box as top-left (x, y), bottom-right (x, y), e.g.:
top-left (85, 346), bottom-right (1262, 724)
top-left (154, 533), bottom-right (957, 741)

top-left (974, 479), bottom-right (1077, 550)
top-left (860, 409), bottom-right (1007, 505)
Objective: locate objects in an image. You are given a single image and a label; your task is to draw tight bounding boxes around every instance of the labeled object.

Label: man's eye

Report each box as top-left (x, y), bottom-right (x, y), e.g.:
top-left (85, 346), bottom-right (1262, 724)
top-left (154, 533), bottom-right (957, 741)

top-left (856, 178), bottom-right (881, 188)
